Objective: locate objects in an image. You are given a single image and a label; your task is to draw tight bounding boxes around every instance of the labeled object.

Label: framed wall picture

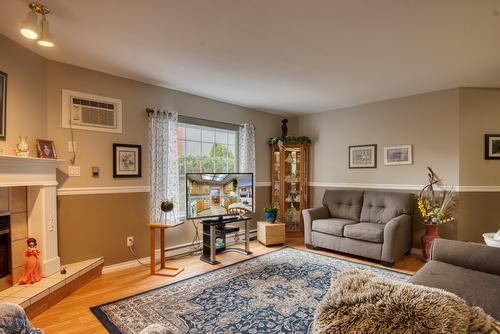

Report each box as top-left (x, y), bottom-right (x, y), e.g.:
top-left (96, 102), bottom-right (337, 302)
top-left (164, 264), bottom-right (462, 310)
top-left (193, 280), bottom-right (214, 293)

top-left (36, 139), bottom-right (57, 159)
top-left (113, 143), bottom-right (142, 178)
top-left (349, 144), bottom-right (377, 168)
top-left (0, 71), bottom-right (6, 139)
top-left (384, 145), bottom-right (413, 165)
top-left (485, 134), bottom-right (500, 160)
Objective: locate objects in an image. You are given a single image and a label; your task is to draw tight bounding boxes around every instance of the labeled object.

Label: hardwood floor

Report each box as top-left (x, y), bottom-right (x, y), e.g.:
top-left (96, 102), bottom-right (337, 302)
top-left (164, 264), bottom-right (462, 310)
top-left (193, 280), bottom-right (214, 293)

top-left (31, 237), bottom-right (425, 333)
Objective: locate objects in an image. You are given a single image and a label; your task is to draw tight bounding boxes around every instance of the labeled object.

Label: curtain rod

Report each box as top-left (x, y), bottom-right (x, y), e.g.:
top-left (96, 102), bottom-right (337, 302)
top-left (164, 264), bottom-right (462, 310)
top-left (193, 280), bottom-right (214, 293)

top-left (145, 108), bottom-right (252, 128)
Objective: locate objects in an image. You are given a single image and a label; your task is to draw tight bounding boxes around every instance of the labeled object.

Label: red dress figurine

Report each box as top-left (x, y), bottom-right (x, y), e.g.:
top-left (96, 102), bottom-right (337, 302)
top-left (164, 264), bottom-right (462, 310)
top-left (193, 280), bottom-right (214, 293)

top-left (19, 237), bottom-right (42, 284)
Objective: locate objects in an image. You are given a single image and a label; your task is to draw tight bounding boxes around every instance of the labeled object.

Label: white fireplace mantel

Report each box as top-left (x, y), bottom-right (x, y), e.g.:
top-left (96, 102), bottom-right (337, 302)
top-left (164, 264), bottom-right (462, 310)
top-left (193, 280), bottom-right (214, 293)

top-left (0, 155), bottom-right (64, 276)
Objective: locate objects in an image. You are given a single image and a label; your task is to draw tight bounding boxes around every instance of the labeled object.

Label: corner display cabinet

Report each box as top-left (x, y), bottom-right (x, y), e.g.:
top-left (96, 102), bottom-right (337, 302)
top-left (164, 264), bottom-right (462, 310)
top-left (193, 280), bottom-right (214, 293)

top-left (271, 142), bottom-right (309, 233)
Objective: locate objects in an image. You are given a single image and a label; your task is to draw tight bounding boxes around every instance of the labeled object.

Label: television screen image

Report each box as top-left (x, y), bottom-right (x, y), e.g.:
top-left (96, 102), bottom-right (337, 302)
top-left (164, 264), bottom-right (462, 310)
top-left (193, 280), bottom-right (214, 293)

top-left (186, 173), bottom-right (253, 219)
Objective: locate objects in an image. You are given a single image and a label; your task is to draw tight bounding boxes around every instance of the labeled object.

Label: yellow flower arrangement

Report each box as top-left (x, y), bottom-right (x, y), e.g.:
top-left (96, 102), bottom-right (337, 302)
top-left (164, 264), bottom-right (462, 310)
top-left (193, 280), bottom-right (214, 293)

top-left (418, 167), bottom-right (456, 225)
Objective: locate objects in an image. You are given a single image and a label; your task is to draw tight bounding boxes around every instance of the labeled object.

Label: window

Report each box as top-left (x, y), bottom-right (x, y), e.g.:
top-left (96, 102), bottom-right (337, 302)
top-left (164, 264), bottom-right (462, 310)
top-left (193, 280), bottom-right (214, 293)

top-left (178, 121), bottom-right (238, 216)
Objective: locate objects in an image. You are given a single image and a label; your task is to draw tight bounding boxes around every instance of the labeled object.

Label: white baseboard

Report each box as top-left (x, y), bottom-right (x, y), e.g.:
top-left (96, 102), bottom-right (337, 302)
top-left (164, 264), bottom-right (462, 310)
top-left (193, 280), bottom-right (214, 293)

top-left (103, 229), bottom-right (257, 274)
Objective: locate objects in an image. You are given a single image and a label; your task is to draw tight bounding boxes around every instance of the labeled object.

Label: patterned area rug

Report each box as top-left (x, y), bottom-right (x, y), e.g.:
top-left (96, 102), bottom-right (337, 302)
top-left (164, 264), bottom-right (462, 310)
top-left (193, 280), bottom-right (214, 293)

top-left (91, 247), bottom-right (410, 334)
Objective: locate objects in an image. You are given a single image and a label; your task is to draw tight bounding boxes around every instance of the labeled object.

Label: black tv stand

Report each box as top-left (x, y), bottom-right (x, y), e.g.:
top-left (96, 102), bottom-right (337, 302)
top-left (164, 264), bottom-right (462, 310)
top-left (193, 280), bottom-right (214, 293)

top-left (200, 216), bottom-right (252, 265)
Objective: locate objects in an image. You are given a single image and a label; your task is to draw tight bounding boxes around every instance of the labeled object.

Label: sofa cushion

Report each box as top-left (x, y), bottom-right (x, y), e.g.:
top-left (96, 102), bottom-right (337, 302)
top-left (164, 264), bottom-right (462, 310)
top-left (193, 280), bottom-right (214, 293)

top-left (360, 191), bottom-right (413, 224)
top-left (322, 190), bottom-right (364, 221)
top-left (344, 223), bottom-right (385, 243)
top-left (409, 260), bottom-right (500, 320)
top-left (311, 218), bottom-right (357, 237)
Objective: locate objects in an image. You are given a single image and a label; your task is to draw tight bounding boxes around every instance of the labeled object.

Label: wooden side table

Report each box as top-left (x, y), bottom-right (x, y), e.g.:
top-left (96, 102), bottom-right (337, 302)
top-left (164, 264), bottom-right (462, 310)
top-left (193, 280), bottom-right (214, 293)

top-left (257, 221), bottom-right (285, 246)
top-left (148, 223), bottom-right (184, 277)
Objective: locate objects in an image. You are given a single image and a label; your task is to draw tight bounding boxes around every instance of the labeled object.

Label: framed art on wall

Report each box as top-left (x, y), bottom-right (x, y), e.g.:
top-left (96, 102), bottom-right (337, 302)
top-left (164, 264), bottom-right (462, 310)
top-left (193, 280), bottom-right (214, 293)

top-left (0, 71), bottom-right (7, 139)
top-left (384, 145), bottom-right (413, 165)
top-left (349, 144), bottom-right (377, 168)
top-left (113, 143), bottom-right (142, 177)
top-left (36, 139), bottom-right (57, 159)
top-left (485, 134), bottom-right (500, 160)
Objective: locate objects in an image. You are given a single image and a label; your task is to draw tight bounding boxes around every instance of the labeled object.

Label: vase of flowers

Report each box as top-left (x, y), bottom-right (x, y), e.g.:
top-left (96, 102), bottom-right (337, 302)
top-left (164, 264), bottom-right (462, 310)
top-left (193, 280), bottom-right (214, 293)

top-left (417, 167), bottom-right (456, 261)
top-left (160, 199), bottom-right (174, 212)
top-left (264, 203), bottom-right (278, 223)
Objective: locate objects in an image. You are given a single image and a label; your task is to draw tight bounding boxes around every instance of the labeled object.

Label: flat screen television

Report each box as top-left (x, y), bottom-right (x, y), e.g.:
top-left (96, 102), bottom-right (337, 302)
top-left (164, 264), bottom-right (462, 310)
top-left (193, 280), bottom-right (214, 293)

top-left (186, 173), bottom-right (254, 220)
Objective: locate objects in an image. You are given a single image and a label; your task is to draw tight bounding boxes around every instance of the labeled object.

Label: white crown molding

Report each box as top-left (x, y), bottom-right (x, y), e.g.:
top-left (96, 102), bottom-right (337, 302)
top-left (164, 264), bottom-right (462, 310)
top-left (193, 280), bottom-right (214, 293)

top-left (58, 182), bottom-right (271, 196)
top-left (308, 182), bottom-right (426, 191)
top-left (308, 182), bottom-right (500, 192)
top-left (456, 186), bottom-right (500, 192)
top-left (57, 186), bottom-right (150, 196)
top-left (255, 181), bottom-right (271, 187)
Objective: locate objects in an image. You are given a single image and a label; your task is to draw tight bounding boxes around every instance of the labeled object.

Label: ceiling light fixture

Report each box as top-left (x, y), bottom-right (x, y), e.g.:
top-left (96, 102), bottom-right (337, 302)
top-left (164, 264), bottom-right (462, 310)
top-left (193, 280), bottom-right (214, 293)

top-left (20, 2), bottom-right (54, 47)
top-left (37, 14), bottom-right (54, 47)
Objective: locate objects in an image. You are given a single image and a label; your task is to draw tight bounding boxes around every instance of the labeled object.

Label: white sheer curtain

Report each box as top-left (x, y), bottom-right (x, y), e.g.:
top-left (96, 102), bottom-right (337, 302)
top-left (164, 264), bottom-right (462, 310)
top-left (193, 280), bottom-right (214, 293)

top-left (148, 109), bottom-right (179, 224)
top-left (239, 124), bottom-right (256, 206)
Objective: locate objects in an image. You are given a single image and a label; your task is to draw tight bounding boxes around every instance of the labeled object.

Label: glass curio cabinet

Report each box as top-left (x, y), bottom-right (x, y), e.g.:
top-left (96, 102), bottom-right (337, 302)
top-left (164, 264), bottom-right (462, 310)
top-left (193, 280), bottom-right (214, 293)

top-left (271, 143), bottom-right (309, 233)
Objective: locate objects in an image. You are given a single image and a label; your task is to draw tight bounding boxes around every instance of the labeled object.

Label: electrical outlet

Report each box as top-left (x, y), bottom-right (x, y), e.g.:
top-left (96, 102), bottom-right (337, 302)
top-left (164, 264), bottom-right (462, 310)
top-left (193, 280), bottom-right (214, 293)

top-left (127, 236), bottom-right (134, 247)
top-left (68, 141), bottom-right (76, 152)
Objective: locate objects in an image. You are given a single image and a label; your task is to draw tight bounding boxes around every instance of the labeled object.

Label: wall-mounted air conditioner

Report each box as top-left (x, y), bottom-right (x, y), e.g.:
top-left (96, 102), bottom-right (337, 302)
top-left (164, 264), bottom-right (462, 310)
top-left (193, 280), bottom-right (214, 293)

top-left (62, 89), bottom-right (122, 133)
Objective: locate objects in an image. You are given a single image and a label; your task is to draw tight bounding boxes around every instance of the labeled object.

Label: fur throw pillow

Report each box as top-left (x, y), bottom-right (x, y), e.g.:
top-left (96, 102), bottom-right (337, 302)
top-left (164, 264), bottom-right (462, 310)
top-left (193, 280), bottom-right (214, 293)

top-left (313, 270), bottom-right (499, 334)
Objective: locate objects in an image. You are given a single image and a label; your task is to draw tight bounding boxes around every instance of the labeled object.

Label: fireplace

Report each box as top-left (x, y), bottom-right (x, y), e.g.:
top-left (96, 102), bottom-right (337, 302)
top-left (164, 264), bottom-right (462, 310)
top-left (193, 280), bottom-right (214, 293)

top-left (0, 213), bottom-right (10, 279)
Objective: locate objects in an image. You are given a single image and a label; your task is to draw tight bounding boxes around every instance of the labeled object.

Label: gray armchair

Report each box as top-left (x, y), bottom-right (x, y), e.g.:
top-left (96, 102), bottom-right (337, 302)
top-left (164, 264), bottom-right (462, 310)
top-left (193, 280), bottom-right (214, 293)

top-left (303, 190), bottom-right (413, 264)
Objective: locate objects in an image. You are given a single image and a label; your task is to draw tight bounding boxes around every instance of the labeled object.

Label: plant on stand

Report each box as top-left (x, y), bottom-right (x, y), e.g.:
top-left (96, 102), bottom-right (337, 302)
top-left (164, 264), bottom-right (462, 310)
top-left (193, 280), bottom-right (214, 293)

top-left (264, 203), bottom-right (278, 223)
top-left (417, 167), bottom-right (456, 261)
top-left (160, 198), bottom-right (178, 225)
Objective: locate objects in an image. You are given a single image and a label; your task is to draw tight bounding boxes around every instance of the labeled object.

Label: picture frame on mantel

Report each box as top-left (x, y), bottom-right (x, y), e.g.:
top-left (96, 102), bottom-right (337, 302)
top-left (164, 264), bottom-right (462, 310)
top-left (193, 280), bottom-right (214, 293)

top-left (113, 143), bottom-right (142, 178)
top-left (485, 134), bottom-right (500, 160)
top-left (349, 144), bottom-right (377, 168)
top-left (0, 71), bottom-right (7, 139)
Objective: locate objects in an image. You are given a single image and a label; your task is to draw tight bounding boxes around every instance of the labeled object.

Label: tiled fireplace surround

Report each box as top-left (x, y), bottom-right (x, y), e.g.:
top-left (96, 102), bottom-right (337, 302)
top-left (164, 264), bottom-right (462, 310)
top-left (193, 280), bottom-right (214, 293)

top-left (0, 156), bottom-right (63, 293)
top-left (0, 156), bottom-right (103, 316)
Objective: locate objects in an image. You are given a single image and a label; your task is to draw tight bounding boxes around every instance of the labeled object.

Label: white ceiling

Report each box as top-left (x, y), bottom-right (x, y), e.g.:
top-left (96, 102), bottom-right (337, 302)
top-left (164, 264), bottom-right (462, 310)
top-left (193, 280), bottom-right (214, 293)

top-left (1, 0), bottom-right (500, 115)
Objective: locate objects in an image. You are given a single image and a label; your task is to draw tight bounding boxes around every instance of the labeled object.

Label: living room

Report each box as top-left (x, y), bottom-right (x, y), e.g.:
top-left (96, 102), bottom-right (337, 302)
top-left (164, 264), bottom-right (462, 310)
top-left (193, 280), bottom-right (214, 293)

top-left (0, 1), bottom-right (499, 333)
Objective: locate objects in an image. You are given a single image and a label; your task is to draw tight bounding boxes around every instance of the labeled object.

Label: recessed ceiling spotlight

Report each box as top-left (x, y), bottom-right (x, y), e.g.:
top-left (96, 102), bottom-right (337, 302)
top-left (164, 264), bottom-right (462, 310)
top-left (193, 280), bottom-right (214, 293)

top-left (20, 2), bottom-right (54, 47)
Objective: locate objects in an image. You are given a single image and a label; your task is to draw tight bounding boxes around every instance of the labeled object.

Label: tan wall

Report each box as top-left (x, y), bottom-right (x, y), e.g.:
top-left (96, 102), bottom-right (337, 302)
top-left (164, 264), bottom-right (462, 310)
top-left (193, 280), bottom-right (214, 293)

top-left (459, 88), bottom-right (500, 186)
top-left (46, 61), bottom-right (282, 186)
top-left (296, 89), bottom-right (460, 185)
top-left (0, 34), bottom-right (47, 154)
top-left (58, 186), bottom-right (270, 265)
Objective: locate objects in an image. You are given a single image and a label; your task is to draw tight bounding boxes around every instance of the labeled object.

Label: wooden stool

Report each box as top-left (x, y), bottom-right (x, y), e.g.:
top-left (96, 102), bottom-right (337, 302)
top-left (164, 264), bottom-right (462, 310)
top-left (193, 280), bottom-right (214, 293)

top-left (148, 223), bottom-right (184, 277)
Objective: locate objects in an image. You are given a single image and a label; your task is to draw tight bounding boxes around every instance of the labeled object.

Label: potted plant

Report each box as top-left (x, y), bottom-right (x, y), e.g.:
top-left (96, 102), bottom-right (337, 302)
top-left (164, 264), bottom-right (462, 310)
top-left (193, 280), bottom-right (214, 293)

top-left (160, 198), bottom-right (175, 212)
top-left (264, 203), bottom-right (278, 223)
top-left (417, 167), bottom-right (456, 261)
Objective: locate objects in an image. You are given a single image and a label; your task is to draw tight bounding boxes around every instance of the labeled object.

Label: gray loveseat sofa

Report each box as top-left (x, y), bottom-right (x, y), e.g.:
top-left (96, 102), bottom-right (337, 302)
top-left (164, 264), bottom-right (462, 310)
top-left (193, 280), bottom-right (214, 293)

top-left (303, 190), bottom-right (413, 264)
top-left (409, 238), bottom-right (500, 319)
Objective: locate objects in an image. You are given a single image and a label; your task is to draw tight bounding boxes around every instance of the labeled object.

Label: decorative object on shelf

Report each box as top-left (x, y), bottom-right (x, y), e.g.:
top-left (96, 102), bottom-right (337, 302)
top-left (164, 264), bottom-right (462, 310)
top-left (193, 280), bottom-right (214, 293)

top-left (384, 144), bottom-right (413, 165)
top-left (19, 237), bottom-right (42, 285)
top-left (264, 203), bottom-right (278, 222)
top-left (16, 136), bottom-right (29, 157)
top-left (484, 134), bottom-right (500, 160)
top-left (281, 119), bottom-right (288, 137)
top-left (271, 140), bottom-right (309, 232)
top-left (417, 167), bottom-right (456, 260)
top-left (19, 2), bottom-right (55, 47)
top-left (0, 71), bottom-right (6, 139)
top-left (349, 144), bottom-right (377, 168)
top-left (160, 199), bottom-right (174, 212)
top-left (160, 198), bottom-right (178, 225)
top-left (36, 139), bottom-right (57, 159)
top-left (113, 143), bottom-right (142, 178)
top-left (268, 136), bottom-right (311, 151)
